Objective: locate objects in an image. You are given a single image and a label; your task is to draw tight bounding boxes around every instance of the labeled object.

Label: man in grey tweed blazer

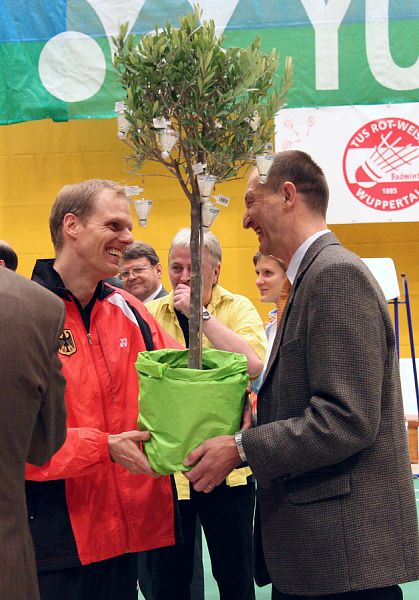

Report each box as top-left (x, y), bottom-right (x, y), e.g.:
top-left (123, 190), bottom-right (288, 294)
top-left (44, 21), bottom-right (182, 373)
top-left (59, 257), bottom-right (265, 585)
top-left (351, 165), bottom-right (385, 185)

top-left (185, 150), bottom-right (419, 599)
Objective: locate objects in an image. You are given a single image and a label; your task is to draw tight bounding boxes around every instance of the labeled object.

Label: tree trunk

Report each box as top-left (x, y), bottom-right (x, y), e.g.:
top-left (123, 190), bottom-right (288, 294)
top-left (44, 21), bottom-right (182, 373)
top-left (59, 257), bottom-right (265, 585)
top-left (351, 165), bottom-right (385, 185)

top-left (188, 192), bottom-right (203, 369)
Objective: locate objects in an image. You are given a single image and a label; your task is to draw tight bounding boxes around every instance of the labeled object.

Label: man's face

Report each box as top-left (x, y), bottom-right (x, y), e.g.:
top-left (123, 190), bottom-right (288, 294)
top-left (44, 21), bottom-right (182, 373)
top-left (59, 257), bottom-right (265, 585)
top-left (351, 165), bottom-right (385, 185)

top-left (119, 257), bottom-right (162, 301)
top-left (168, 246), bottom-right (220, 306)
top-left (73, 190), bottom-right (133, 280)
top-left (243, 169), bottom-right (284, 256)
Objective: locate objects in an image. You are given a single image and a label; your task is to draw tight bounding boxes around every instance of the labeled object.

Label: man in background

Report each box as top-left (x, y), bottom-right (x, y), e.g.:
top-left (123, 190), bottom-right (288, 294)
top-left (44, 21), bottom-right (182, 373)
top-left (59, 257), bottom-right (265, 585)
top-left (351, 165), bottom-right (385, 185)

top-left (27, 179), bottom-right (179, 600)
top-left (0, 240), bottom-right (18, 270)
top-left (119, 240), bottom-right (170, 600)
top-left (0, 267), bottom-right (67, 600)
top-left (120, 241), bottom-right (167, 302)
top-left (185, 150), bottom-right (419, 600)
top-left (146, 227), bottom-right (266, 600)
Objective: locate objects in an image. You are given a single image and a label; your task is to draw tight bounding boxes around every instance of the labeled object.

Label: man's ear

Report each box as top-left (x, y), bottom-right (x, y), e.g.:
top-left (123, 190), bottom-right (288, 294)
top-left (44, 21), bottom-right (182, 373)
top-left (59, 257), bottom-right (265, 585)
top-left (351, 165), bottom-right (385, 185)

top-left (283, 181), bottom-right (297, 206)
top-left (156, 263), bottom-right (163, 278)
top-left (62, 213), bottom-right (79, 242)
top-left (212, 262), bottom-right (221, 285)
top-left (0, 259), bottom-right (5, 268)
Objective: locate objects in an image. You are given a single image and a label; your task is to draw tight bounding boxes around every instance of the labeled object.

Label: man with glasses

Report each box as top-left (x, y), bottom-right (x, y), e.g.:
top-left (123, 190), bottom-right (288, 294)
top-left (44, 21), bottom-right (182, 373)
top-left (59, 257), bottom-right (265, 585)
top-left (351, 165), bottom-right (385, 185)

top-left (119, 242), bottom-right (168, 303)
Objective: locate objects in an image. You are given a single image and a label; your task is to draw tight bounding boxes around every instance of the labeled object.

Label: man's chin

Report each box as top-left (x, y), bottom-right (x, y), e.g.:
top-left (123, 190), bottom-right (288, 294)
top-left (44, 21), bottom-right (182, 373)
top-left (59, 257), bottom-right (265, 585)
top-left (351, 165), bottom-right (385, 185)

top-left (258, 240), bottom-right (269, 255)
top-left (100, 266), bottom-right (119, 281)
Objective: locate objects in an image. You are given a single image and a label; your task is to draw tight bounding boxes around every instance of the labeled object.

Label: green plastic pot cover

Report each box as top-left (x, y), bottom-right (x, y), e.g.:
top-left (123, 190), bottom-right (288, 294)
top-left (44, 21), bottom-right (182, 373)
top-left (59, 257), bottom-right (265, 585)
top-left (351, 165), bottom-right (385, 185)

top-left (136, 348), bottom-right (248, 475)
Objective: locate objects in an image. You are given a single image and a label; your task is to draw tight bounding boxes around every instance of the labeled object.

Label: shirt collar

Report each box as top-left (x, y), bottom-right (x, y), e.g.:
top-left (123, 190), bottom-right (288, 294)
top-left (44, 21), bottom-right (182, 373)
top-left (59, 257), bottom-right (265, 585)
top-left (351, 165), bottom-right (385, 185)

top-left (206, 284), bottom-right (233, 311)
top-left (144, 284), bottom-right (163, 304)
top-left (287, 229), bottom-right (330, 284)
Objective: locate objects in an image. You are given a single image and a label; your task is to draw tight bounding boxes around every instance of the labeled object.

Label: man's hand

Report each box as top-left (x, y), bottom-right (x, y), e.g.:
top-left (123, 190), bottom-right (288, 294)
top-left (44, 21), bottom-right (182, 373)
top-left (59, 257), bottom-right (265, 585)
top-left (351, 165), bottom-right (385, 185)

top-left (108, 430), bottom-right (159, 477)
top-left (173, 283), bottom-right (191, 317)
top-left (184, 435), bottom-right (242, 492)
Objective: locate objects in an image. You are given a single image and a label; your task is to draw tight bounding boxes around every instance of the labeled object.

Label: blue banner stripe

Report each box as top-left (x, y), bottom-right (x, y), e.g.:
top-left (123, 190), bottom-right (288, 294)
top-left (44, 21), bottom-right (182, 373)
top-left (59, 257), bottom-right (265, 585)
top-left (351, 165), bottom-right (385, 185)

top-left (2, 0), bottom-right (419, 44)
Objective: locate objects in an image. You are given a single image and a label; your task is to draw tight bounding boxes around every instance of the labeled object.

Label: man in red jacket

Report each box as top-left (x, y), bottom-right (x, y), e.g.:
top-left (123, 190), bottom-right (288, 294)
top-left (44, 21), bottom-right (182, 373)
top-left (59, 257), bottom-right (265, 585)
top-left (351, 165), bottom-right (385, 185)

top-left (26, 179), bottom-right (179, 600)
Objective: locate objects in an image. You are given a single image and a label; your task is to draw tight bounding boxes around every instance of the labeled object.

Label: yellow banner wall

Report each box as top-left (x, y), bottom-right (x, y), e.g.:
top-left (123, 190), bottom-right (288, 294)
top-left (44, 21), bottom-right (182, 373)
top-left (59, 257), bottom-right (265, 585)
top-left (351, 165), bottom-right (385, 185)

top-left (0, 118), bottom-right (418, 357)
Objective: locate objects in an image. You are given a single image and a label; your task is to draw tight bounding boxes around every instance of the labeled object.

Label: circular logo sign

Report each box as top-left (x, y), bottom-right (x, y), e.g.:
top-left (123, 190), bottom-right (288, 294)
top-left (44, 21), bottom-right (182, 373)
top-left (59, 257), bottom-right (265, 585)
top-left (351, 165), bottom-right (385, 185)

top-left (343, 117), bottom-right (419, 211)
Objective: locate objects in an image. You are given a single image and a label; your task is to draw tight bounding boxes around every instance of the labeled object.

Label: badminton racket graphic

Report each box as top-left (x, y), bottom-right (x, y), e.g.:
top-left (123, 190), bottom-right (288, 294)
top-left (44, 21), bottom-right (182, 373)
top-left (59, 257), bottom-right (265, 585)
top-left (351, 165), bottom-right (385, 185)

top-left (284, 119), bottom-right (300, 138)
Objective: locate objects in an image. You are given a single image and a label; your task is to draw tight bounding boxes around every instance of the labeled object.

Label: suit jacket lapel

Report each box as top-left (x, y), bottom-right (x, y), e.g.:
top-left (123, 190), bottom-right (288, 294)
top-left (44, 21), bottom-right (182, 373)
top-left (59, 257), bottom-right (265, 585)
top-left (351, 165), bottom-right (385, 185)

top-left (259, 232), bottom-right (341, 394)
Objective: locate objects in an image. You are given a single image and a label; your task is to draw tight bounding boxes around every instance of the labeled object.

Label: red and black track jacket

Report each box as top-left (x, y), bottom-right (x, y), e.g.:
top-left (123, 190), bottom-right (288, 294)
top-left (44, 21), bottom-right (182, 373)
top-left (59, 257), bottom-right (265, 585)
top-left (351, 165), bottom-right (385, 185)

top-left (26, 259), bottom-right (179, 570)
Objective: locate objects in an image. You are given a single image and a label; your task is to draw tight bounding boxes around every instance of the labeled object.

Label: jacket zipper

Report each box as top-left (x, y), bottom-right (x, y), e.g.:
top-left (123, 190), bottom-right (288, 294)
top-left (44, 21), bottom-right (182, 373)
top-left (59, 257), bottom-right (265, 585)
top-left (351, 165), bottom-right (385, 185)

top-left (87, 322), bottom-right (130, 553)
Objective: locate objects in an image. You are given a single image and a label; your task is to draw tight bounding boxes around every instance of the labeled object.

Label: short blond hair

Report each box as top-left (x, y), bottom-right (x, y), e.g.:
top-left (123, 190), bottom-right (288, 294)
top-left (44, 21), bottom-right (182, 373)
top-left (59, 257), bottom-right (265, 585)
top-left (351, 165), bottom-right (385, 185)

top-left (49, 179), bottom-right (126, 252)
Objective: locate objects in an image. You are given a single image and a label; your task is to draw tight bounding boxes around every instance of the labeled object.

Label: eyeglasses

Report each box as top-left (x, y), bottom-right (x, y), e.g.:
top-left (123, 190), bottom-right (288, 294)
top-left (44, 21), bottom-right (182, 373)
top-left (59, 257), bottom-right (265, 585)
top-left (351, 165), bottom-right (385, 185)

top-left (119, 265), bottom-right (153, 279)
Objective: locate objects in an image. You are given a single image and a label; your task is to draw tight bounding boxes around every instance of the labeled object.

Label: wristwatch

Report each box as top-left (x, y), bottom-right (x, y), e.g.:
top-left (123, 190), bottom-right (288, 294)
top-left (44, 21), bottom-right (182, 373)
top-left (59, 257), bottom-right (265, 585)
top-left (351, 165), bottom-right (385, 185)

top-left (202, 307), bottom-right (211, 321)
top-left (234, 430), bottom-right (247, 462)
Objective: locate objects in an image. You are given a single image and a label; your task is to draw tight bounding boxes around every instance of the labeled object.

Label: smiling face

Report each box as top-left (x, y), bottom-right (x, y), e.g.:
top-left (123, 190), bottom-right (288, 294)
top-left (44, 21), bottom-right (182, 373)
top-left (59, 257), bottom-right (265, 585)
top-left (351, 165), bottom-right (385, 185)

top-left (168, 245), bottom-right (220, 306)
top-left (255, 255), bottom-right (287, 304)
top-left (73, 190), bottom-right (134, 280)
top-left (244, 169), bottom-right (286, 258)
top-left (119, 256), bottom-right (162, 301)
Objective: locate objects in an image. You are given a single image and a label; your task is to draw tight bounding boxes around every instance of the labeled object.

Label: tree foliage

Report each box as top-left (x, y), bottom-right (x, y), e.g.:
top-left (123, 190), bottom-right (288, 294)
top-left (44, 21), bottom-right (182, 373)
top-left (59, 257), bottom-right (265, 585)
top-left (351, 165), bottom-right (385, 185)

top-left (113, 4), bottom-right (292, 367)
top-left (113, 5), bottom-right (291, 197)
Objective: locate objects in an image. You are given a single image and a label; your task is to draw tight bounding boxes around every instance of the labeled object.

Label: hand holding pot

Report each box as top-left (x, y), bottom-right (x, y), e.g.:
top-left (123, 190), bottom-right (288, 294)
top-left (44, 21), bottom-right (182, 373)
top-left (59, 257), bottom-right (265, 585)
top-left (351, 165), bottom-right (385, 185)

top-left (183, 435), bottom-right (242, 492)
top-left (108, 430), bottom-right (160, 477)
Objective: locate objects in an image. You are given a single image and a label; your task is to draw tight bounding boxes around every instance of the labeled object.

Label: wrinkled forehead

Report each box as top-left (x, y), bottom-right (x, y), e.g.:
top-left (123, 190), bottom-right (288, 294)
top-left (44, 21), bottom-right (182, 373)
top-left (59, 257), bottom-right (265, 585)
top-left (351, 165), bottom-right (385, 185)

top-left (169, 246), bottom-right (217, 270)
top-left (119, 255), bottom-right (152, 267)
top-left (246, 168), bottom-right (260, 190)
top-left (168, 245), bottom-right (191, 264)
top-left (89, 191), bottom-right (132, 221)
top-left (92, 188), bottom-right (130, 210)
top-left (245, 169), bottom-right (265, 204)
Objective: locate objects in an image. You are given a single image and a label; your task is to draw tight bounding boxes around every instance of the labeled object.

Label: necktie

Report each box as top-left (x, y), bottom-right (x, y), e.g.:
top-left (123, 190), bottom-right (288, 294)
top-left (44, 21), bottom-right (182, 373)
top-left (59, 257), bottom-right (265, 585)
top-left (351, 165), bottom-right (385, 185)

top-left (276, 277), bottom-right (291, 321)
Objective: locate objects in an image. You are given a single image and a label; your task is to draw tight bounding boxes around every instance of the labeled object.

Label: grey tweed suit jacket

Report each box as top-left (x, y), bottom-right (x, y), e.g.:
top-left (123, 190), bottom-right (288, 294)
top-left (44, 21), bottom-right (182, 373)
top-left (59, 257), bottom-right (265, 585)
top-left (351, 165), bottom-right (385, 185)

top-left (243, 232), bottom-right (419, 595)
top-left (0, 269), bottom-right (67, 600)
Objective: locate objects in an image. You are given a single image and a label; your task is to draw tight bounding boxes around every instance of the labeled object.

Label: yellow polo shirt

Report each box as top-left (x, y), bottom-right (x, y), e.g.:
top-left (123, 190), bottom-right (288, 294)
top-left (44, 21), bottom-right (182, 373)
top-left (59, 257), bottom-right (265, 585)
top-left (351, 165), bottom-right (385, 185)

top-left (148, 284), bottom-right (267, 360)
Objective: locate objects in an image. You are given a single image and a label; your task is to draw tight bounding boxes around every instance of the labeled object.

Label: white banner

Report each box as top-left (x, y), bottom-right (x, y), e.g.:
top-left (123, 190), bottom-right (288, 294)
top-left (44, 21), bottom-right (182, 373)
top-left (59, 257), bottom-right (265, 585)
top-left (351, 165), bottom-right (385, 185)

top-left (275, 103), bottom-right (419, 224)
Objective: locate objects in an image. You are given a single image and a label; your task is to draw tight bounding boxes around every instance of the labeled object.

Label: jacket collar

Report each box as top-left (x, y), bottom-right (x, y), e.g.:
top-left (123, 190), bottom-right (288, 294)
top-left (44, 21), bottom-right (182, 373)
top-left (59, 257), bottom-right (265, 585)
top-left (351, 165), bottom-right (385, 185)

top-left (261, 232), bottom-right (341, 390)
top-left (293, 231), bottom-right (340, 291)
top-left (32, 258), bottom-right (110, 302)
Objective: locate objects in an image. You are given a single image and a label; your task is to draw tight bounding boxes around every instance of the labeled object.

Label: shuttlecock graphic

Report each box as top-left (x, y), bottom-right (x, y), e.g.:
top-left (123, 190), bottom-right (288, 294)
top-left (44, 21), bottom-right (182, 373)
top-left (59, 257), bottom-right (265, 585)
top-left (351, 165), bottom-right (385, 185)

top-left (246, 111), bottom-right (260, 132)
top-left (201, 201), bottom-right (221, 231)
top-left (197, 174), bottom-right (217, 201)
top-left (117, 114), bottom-right (130, 140)
top-left (133, 199), bottom-right (152, 227)
top-left (355, 132), bottom-right (419, 189)
top-left (256, 154), bottom-right (275, 183)
top-left (306, 115), bottom-right (315, 136)
top-left (157, 128), bottom-right (179, 159)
